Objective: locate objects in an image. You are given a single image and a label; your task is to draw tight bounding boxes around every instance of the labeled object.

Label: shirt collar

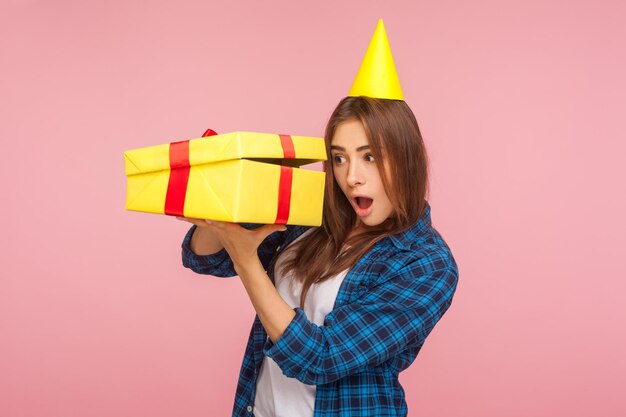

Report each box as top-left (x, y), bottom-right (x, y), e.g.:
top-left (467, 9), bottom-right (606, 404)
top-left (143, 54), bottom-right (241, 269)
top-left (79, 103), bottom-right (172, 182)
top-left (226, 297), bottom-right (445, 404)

top-left (388, 201), bottom-right (432, 250)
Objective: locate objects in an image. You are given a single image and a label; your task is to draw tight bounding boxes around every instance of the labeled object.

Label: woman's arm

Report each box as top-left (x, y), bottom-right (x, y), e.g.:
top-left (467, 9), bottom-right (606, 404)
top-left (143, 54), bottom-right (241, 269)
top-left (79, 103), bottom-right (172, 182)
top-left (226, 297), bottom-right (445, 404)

top-left (236, 259), bottom-right (296, 343)
top-left (194, 220), bottom-right (297, 342)
top-left (262, 252), bottom-right (459, 385)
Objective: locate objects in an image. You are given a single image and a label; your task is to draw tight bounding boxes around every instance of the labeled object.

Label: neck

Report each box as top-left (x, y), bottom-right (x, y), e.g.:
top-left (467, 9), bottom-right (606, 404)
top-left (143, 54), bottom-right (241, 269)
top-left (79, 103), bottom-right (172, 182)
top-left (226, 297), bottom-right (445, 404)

top-left (347, 221), bottom-right (365, 239)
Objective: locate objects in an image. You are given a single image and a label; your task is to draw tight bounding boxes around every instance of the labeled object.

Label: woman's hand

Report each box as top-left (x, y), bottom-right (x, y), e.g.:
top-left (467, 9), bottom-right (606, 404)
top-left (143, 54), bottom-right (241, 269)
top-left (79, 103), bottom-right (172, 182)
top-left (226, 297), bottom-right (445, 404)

top-left (206, 221), bottom-right (286, 274)
top-left (178, 217), bottom-right (286, 274)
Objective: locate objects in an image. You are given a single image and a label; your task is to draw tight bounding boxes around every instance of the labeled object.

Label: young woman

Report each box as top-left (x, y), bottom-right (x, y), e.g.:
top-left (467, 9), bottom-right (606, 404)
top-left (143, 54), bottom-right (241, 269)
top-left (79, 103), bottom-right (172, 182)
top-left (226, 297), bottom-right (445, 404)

top-left (178, 96), bottom-right (459, 417)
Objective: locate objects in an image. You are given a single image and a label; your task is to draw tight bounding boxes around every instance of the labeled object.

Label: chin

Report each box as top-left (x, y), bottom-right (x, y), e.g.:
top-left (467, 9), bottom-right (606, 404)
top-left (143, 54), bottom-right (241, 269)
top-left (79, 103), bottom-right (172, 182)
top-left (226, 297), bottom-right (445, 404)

top-left (360, 216), bottom-right (386, 227)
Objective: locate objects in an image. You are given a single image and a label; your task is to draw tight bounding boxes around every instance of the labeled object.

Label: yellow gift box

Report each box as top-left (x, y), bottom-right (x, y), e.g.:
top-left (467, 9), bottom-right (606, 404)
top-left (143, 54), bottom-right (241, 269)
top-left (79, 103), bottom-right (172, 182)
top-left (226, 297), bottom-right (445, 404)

top-left (124, 131), bottom-right (327, 226)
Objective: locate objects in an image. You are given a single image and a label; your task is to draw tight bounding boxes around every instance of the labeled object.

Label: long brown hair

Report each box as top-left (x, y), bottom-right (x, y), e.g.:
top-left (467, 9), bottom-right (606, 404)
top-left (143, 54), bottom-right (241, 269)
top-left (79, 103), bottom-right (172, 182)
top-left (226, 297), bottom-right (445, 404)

top-left (277, 96), bottom-right (430, 308)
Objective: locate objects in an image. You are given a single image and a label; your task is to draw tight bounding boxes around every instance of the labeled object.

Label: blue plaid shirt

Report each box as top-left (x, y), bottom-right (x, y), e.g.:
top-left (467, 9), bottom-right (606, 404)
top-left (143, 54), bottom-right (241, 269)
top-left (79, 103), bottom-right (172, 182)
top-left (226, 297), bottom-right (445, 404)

top-left (181, 202), bottom-right (458, 417)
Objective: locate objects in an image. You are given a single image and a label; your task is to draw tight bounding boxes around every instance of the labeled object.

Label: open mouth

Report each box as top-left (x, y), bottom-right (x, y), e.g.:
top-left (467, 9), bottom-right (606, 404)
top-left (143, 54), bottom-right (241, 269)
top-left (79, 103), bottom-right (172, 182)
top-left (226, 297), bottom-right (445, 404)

top-left (354, 196), bottom-right (373, 210)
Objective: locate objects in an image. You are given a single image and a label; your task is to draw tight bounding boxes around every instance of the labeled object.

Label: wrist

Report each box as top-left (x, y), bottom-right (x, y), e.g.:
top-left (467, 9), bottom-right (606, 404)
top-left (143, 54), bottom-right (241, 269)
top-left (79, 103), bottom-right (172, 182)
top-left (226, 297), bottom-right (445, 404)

top-left (234, 256), bottom-right (264, 278)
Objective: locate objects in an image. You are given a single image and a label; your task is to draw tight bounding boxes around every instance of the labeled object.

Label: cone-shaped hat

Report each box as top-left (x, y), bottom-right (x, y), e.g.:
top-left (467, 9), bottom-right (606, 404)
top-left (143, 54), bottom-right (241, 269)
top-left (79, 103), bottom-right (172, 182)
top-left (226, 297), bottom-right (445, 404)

top-left (348, 19), bottom-right (404, 100)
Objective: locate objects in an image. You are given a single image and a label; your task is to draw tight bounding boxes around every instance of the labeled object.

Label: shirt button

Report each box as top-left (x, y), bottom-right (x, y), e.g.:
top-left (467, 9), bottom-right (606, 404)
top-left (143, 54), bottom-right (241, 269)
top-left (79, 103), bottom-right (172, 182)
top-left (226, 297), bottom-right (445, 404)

top-left (247, 405), bottom-right (253, 412)
top-left (276, 246), bottom-right (281, 252)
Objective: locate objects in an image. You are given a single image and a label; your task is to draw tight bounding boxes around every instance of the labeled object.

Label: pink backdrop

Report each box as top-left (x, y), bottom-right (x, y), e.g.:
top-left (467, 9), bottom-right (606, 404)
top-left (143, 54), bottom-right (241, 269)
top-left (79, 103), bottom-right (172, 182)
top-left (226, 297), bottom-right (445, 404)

top-left (2, 0), bottom-right (625, 416)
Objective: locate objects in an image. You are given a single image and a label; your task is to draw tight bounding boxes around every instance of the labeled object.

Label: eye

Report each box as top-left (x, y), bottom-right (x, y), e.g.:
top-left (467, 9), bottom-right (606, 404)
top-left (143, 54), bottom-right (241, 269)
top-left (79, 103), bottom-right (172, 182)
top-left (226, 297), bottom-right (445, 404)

top-left (364, 153), bottom-right (375, 163)
top-left (332, 154), bottom-right (346, 165)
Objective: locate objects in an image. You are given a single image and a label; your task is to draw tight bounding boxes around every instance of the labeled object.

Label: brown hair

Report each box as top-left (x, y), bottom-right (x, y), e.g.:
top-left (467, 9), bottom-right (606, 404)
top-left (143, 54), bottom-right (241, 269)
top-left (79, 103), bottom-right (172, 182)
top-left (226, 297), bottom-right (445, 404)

top-left (276, 96), bottom-right (430, 308)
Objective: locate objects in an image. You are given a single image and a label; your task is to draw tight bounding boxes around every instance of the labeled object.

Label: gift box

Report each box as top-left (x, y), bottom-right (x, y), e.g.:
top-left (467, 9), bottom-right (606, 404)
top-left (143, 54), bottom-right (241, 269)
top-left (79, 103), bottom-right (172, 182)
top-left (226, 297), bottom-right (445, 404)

top-left (124, 131), bottom-right (327, 226)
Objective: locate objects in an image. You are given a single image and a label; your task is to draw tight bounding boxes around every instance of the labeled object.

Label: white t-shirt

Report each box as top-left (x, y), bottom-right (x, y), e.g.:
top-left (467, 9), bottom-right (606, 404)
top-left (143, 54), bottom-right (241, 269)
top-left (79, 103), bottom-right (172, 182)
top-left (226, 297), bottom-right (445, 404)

top-left (253, 230), bottom-right (348, 417)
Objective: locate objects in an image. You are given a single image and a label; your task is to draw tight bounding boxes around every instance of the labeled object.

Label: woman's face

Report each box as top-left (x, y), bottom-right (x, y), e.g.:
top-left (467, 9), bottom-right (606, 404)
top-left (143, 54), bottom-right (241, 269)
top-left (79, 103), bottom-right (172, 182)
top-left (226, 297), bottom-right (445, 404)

top-left (330, 119), bottom-right (394, 227)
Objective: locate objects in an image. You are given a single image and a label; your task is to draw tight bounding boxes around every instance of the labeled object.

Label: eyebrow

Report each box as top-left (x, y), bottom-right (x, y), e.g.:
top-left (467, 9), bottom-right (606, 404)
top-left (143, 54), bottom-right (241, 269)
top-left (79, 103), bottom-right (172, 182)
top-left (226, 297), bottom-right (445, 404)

top-left (330, 145), bottom-right (370, 152)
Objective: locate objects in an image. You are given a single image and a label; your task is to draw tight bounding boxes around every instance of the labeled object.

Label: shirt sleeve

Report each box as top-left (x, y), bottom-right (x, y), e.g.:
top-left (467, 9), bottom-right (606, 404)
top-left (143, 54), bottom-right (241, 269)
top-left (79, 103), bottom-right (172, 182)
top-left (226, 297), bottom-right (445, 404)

top-left (262, 255), bottom-right (459, 385)
top-left (181, 224), bottom-right (297, 277)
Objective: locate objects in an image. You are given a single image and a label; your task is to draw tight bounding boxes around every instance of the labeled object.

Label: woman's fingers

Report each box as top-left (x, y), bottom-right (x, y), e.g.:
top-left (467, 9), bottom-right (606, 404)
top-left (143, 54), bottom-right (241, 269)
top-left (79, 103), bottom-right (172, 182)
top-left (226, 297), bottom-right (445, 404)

top-left (204, 219), bottom-right (228, 229)
top-left (254, 224), bottom-right (288, 241)
top-left (177, 217), bottom-right (287, 244)
top-left (205, 221), bottom-right (286, 247)
top-left (175, 216), bottom-right (211, 228)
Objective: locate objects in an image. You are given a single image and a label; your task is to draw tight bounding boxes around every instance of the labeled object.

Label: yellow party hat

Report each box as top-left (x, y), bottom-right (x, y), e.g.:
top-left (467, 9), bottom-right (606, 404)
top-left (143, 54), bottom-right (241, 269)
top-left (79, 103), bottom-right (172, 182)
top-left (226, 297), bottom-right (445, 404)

top-left (348, 19), bottom-right (404, 100)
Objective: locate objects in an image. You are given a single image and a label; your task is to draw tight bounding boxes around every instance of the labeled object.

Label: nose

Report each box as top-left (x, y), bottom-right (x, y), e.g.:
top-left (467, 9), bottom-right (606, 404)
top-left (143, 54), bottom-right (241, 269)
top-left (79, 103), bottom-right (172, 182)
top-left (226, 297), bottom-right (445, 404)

top-left (346, 160), bottom-right (365, 188)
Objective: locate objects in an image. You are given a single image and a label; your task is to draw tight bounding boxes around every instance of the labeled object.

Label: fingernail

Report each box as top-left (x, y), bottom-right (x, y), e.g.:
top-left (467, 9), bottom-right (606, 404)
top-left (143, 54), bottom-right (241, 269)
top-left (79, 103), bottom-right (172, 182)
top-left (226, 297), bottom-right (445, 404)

top-left (205, 220), bottom-right (213, 225)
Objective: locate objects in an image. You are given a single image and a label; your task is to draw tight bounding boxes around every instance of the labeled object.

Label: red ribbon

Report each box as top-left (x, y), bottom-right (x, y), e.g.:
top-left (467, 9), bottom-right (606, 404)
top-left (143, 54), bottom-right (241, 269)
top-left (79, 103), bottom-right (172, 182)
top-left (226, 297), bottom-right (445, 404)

top-left (274, 166), bottom-right (293, 224)
top-left (164, 131), bottom-right (296, 224)
top-left (164, 129), bottom-right (217, 216)
top-left (164, 140), bottom-right (190, 216)
top-left (278, 134), bottom-right (296, 159)
top-left (274, 134), bottom-right (295, 224)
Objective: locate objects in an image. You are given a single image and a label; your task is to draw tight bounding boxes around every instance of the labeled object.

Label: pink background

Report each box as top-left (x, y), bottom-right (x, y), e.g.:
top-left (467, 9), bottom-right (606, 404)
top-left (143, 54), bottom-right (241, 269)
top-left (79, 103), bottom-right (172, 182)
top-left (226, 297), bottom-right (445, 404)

top-left (2, 0), bottom-right (625, 416)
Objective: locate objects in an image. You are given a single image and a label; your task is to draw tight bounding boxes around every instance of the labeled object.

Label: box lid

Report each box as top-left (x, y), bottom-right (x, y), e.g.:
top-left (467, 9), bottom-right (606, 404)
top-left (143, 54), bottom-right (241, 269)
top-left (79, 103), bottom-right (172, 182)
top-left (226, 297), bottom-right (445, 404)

top-left (124, 132), bottom-right (326, 176)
